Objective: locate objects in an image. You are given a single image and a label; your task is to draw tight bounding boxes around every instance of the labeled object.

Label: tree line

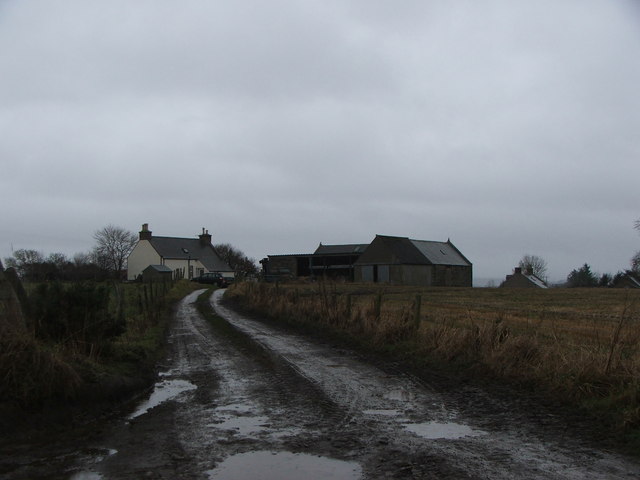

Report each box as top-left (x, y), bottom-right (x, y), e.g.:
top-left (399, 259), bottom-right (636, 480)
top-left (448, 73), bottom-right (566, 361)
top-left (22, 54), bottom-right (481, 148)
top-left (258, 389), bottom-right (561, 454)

top-left (3, 225), bottom-right (136, 282)
top-left (515, 219), bottom-right (640, 287)
top-left (3, 225), bottom-right (259, 282)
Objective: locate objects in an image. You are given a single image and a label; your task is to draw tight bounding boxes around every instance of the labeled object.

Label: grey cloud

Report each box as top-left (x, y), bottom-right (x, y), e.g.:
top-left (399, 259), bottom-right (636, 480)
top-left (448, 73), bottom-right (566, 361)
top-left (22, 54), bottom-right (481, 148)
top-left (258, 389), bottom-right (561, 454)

top-left (1, 0), bottom-right (639, 283)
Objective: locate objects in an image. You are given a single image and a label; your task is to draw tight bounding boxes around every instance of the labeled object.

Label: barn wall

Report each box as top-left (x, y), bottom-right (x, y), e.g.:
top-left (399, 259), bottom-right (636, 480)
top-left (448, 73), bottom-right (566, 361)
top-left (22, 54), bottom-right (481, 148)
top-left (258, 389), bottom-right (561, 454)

top-left (267, 255), bottom-right (313, 278)
top-left (390, 265), bottom-right (432, 286)
top-left (433, 265), bottom-right (472, 287)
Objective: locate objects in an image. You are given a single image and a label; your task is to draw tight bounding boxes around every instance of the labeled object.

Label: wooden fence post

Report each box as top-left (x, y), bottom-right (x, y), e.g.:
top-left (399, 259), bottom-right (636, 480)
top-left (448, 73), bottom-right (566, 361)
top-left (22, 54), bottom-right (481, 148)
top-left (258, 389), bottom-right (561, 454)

top-left (374, 293), bottom-right (382, 321)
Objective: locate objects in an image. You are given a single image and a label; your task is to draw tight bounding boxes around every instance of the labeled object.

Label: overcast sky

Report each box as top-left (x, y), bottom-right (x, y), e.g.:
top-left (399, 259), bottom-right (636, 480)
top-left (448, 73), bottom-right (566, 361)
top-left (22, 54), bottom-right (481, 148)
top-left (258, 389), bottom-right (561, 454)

top-left (1, 0), bottom-right (639, 284)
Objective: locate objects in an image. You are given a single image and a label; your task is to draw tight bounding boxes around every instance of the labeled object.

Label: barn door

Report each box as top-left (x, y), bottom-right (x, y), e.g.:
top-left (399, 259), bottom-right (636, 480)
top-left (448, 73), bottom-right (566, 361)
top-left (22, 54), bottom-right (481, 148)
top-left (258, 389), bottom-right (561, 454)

top-left (378, 265), bottom-right (390, 283)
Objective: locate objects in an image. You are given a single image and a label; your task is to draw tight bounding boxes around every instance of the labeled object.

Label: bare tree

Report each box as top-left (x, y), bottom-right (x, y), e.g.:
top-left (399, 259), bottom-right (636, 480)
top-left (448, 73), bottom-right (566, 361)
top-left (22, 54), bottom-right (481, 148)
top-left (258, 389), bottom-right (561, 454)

top-left (518, 254), bottom-right (548, 282)
top-left (214, 243), bottom-right (258, 278)
top-left (92, 225), bottom-right (137, 278)
top-left (4, 249), bottom-right (45, 279)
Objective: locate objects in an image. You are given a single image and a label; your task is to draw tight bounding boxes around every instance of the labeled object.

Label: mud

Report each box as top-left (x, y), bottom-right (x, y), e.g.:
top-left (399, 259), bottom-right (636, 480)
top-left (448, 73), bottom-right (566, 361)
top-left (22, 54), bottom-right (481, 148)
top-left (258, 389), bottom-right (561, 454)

top-left (1, 289), bottom-right (640, 479)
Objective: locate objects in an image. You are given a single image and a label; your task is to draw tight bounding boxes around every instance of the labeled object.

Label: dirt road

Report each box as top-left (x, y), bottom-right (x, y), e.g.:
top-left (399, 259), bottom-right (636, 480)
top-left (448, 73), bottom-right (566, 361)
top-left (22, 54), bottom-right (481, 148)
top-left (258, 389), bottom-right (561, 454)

top-left (3, 289), bottom-right (640, 479)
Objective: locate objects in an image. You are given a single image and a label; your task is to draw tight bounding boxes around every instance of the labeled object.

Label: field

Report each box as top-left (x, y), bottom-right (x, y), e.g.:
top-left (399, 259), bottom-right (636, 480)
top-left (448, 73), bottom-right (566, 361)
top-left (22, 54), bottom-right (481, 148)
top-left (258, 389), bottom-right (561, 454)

top-left (226, 282), bottom-right (640, 441)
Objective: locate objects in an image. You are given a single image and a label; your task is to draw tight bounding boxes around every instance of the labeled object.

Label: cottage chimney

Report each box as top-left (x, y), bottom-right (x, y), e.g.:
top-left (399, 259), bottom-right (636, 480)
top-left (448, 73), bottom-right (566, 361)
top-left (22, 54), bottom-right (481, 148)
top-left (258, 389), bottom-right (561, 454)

top-left (514, 267), bottom-right (522, 275)
top-left (525, 266), bottom-right (534, 276)
top-left (199, 227), bottom-right (212, 246)
top-left (139, 223), bottom-right (152, 241)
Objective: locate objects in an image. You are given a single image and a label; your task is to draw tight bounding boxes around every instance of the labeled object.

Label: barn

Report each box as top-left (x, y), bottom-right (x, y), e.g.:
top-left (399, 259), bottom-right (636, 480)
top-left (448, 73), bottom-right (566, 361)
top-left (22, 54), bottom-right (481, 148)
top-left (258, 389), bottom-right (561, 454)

top-left (353, 235), bottom-right (472, 287)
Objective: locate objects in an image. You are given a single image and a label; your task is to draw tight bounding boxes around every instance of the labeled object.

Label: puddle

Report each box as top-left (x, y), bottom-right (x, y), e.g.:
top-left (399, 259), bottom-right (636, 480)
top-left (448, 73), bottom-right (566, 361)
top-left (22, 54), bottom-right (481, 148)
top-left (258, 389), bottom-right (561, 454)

top-left (363, 409), bottom-right (400, 417)
top-left (383, 388), bottom-right (413, 402)
top-left (209, 415), bottom-right (270, 435)
top-left (216, 403), bottom-right (254, 414)
top-left (402, 421), bottom-right (485, 439)
top-left (79, 447), bottom-right (118, 464)
top-left (206, 451), bottom-right (362, 480)
top-left (268, 426), bottom-right (304, 439)
top-left (68, 472), bottom-right (104, 480)
top-left (128, 378), bottom-right (197, 419)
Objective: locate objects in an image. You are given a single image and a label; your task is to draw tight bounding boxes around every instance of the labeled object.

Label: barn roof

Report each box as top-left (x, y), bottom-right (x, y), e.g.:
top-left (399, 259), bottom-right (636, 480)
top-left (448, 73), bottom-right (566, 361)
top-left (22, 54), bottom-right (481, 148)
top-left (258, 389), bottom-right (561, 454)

top-left (149, 237), bottom-right (230, 272)
top-left (314, 243), bottom-right (369, 255)
top-left (409, 239), bottom-right (471, 266)
top-left (355, 235), bottom-right (471, 266)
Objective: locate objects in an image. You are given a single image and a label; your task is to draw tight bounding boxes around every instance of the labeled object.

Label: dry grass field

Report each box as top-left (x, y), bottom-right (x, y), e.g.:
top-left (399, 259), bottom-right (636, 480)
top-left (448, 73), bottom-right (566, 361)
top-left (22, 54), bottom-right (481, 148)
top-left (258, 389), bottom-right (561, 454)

top-left (226, 281), bottom-right (640, 440)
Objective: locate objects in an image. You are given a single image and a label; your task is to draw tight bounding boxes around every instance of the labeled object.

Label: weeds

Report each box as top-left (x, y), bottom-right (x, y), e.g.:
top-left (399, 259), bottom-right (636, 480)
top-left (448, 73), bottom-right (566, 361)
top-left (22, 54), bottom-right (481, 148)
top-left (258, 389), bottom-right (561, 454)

top-left (0, 278), bottom-right (199, 409)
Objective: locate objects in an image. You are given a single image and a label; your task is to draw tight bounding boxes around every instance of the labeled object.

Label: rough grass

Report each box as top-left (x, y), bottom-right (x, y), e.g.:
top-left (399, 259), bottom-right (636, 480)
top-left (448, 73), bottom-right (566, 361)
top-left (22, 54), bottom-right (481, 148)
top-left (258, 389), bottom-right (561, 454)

top-left (0, 280), bottom-right (201, 411)
top-left (225, 281), bottom-right (640, 449)
top-left (0, 330), bottom-right (81, 407)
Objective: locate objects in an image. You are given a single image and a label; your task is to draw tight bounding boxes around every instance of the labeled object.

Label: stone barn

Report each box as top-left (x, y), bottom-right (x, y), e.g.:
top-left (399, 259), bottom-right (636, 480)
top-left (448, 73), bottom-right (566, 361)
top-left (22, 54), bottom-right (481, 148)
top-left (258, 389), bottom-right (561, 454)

top-left (353, 235), bottom-right (472, 287)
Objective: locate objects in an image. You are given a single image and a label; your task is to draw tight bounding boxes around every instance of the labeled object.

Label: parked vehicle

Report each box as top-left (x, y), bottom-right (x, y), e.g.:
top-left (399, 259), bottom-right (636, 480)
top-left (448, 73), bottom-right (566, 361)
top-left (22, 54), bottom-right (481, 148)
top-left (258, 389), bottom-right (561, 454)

top-left (191, 272), bottom-right (228, 288)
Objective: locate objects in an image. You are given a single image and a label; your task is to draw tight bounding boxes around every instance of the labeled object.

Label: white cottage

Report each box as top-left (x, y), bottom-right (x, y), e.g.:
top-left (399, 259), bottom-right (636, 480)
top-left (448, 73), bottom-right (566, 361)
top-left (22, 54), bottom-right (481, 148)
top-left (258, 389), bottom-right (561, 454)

top-left (127, 224), bottom-right (233, 281)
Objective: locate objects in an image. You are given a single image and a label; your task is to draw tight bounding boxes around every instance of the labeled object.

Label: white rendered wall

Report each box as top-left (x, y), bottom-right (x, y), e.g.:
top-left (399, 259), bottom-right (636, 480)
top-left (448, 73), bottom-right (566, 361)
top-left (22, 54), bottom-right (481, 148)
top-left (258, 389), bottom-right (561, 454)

top-left (127, 241), bottom-right (161, 280)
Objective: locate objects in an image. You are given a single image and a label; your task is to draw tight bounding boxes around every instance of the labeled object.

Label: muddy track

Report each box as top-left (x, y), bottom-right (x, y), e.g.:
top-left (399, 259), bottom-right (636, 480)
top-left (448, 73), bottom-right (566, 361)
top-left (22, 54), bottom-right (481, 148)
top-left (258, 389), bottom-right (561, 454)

top-left (2, 289), bottom-right (640, 479)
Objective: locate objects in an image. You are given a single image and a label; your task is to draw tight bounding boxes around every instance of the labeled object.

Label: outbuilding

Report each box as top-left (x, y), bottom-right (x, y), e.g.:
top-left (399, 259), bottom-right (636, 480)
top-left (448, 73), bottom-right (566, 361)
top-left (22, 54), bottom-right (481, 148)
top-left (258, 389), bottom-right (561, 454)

top-left (353, 235), bottom-right (472, 287)
top-left (142, 264), bottom-right (173, 283)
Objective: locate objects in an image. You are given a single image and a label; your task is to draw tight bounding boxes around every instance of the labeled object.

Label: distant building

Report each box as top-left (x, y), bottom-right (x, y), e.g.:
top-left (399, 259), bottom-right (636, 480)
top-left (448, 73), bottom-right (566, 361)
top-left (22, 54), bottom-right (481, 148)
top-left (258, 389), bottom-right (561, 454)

top-left (261, 253), bottom-right (313, 281)
top-left (263, 234), bottom-right (472, 286)
top-left (261, 243), bottom-right (368, 282)
top-left (353, 235), bottom-right (472, 287)
top-left (500, 267), bottom-right (548, 289)
top-left (310, 243), bottom-right (368, 280)
top-left (611, 273), bottom-right (640, 289)
top-left (127, 224), bottom-right (232, 281)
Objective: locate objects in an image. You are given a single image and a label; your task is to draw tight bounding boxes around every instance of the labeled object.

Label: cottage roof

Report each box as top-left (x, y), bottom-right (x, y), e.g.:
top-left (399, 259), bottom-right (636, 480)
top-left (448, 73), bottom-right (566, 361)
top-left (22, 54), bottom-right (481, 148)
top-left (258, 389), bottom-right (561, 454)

top-left (614, 274), bottom-right (640, 288)
top-left (500, 267), bottom-right (548, 288)
top-left (149, 237), bottom-right (230, 272)
top-left (314, 243), bottom-right (369, 255)
top-left (627, 276), bottom-right (640, 288)
top-left (522, 273), bottom-right (548, 288)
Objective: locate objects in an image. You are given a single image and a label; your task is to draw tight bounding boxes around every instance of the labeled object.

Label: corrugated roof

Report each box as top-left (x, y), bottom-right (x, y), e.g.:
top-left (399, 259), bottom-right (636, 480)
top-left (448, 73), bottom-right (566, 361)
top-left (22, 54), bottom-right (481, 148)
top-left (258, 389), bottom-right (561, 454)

top-left (409, 240), bottom-right (471, 266)
top-left (149, 237), bottom-right (231, 272)
top-left (314, 243), bottom-right (369, 255)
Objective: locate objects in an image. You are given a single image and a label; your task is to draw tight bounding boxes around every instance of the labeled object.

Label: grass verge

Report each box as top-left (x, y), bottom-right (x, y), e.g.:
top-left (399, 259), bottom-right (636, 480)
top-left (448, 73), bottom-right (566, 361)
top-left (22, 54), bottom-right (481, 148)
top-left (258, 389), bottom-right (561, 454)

top-left (0, 280), bottom-right (201, 436)
top-left (224, 281), bottom-right (640, 455)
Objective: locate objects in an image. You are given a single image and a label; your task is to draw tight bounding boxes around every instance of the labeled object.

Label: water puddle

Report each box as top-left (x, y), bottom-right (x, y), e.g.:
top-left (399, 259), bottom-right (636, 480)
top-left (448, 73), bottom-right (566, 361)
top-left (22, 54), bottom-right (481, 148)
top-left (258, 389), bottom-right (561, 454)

top-left (206, 451), bottom-right (362, 480)
top-left (362, 409), bottom-right (400, 417)
top-left (383, 388), bottom-right (413, 402)
top-left (268, 426), bottom-right (305, 439)
top-left (128, 378), bottom-right (197, 419)
top-left (209, 415), bottom-right (270, 435)
top-left (216, 403), bottom-right (254, 414)
top-left (68, 472), bottom-right (104, 479)
top-left (402, 421), bottom-right (485, 439)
